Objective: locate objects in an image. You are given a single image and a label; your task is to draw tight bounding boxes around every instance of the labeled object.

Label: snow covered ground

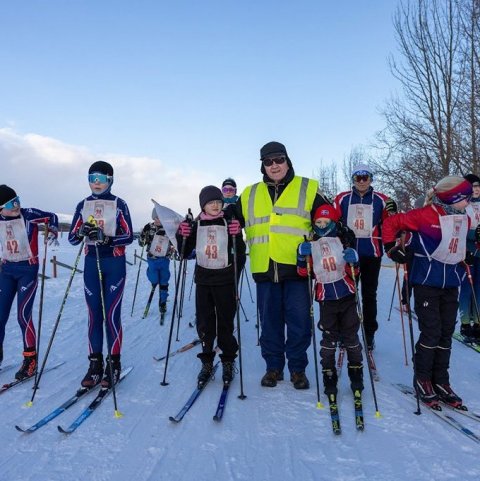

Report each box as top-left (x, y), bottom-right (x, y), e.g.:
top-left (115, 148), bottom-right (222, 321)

top-left (1, 235), bottom-right (479, 481)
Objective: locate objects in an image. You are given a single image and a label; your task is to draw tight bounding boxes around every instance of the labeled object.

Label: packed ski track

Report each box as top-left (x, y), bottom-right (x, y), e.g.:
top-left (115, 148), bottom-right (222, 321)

top-left (0, 236), bottom-right (479, 481)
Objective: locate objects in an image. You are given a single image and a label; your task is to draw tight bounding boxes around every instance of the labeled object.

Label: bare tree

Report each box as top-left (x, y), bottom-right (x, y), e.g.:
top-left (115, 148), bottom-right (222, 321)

top-left (369, 0), bottom-right (476, 207)
top-left (313, 161), bottom-right (339, 202)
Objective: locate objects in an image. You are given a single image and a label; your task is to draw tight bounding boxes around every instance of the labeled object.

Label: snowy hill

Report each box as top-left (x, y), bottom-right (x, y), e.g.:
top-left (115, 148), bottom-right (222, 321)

top-left (1, 237), bottom-right (479, 481)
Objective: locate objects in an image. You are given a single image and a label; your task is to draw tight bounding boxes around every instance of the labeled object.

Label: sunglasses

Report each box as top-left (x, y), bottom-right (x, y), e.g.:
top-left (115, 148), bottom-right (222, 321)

top-left (88, 173), bottom-right (112, 184)
top-left (0, 196), bottom-right (20, 210)
top-left (353, 174), bottom-right (371, 183)
top-left (222, 186), bottom-right (236, 194)
top-left (262, 156), bottom-right (287, 167)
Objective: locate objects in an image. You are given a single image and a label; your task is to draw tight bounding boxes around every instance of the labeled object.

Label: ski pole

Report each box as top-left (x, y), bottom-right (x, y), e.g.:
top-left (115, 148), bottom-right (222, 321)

top-left (350, 264), bottom-right (381, 418)
top-left (232, 224), bottom-right (246, 399)
top-left (188, 273), bottom-right (194, 301)
top-left (238, 299), bottom-right (250, 322)
top-left (130, 244), bottom-right (145, 316)
top-left (305, 245), bottom-right (323, 409)
top-left (87, 216), bottom-right (122, 417)
top-left (242, 265), bottom-right (254, 303)
top-left (464, 263), bottom-right (480, 323)
top-left (387, 266), bottom-right (399, 322)
top-left (33, 220), bottom-right (49, 391)
top-left (175, 259), bottom-right (188, 341)
top-left (401, 260), bottom-right (421, 415)
top-left (161, 209), bottom-right (192, 386)
top-left (28, 238), bottom-right (85, 406)
top-left (93, 240), bottom-right (122, 418)
top-left (142, 283), bottom-right (158, 319)
top-left (394, 263), bottom-right (409, 366)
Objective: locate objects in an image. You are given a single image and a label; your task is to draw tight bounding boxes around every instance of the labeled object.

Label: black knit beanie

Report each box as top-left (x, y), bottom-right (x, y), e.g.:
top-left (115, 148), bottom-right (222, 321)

top-left (222, 178), bottom-right (237, 189)
top-left (199, 185), bottom-right (223, 209)
top-left (89, 160), bottom-right (114, 176)
top-left (259, 141), bottom-right (292, 175)
top-left (464, 174), bottom-right (480, 186)
top-left (0, 185), bottom-right (17, 206)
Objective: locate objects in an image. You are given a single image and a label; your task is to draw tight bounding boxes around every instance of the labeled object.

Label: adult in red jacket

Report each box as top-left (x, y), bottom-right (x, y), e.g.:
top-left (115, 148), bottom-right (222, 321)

top-left (334, 164), bottom-right (397, 349)
top-left (382, 176), bottom-right (472, 409)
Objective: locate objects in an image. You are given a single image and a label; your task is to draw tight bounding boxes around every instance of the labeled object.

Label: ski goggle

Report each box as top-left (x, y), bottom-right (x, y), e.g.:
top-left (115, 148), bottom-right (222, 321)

top-left (222, 186), bottom-right (236, 194)
top-left (352, 174), bottom-right (371, 183)
top-left (0, 196), bottom-right (20, 210)
top-left (262, 155), bottom-right (287, 167)
top-left (88, 173), bottom-right (112, 184)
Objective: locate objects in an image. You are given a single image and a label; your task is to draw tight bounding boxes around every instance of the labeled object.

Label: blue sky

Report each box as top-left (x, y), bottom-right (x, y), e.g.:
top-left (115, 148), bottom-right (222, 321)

top-left (0, 1), bottom-right (399, 227)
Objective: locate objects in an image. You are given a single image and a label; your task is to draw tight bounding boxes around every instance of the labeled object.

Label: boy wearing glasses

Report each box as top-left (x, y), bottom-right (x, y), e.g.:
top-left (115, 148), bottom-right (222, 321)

top-left (69, 161), bottom-right (133, 388)
top-left (176, 185), bottom-right (240, 388)
top-left (0, 184), bottom-right (58, 379)
top-left (237, 141), bottom-right (331, 390)
top-left (334, 164), bottom-right (397, 351)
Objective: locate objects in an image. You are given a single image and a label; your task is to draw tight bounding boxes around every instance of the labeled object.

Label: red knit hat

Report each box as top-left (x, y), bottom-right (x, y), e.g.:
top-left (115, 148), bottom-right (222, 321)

top-left (313, 204), bottom-right (340, 223)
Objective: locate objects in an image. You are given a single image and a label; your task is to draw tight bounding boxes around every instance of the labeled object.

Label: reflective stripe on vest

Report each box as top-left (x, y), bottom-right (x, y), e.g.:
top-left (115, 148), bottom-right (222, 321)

top-left (242, 176), bottom-right (318, 273)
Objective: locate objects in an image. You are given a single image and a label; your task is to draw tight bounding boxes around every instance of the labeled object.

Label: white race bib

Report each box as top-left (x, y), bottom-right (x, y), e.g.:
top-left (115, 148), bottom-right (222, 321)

top-left (82, 199), bottom-right (118, 243)
top-left (430, 214), bottom-right (468, 265)
top-left (347, 203), bottom-right (373, 238)
top-left (149, 234), bottom-right (170, 257)
top-left (0, 217), bottom-right (33, 262)
top-left (196, 223), bottom-right (229, 269)
top-left (311, 237), bottom-right (345, 284)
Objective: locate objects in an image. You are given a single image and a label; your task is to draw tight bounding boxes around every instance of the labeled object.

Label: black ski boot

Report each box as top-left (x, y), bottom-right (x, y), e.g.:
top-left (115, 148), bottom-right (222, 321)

top-left (261, 369), bottom-right (284, 387)
top-left (460, 323), bottom-right (475, 341)
top-left (81, 353), bottom-right (104, 387)
top-left (101, 354), bottom-right (121, 388)
top-left (160, 302), bottom-right (167, 314)
top-left (472, 323), bottom-right (480, 342)
top-left (365, 333), bottom-right (375, 351)
top-left (434, 383), bottom-right (463, 408)
top-left (348, 364), bottom-right (364, 393)
top-left (322, 368), bottom-right (338, 395)
top-left (197, 362), bottom-right (214, 389)
top-left (15, 348), bottom-right (37, 380)
top-left (415, 378), bottom-right (440, 409)
top-left (222, 361), bottom-right (235, 385)
top-left (290, 371), bottom-right (310, 390)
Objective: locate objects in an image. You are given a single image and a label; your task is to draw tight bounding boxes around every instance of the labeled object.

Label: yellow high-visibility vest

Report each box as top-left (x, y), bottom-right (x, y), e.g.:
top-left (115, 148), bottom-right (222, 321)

top-left (241, 176), bottom-right (318, 273)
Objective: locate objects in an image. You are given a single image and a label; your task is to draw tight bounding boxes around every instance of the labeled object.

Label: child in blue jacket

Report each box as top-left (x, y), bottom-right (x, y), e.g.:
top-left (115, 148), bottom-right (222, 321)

top-left (0, 184), bottom-right (58, 379)
top-left (69, 161), bottom-right (133, 388)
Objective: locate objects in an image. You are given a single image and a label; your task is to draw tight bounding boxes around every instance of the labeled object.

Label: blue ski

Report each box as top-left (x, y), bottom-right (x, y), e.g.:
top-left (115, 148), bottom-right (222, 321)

top-left (15, 385), bottom-right (99, 433)
top-left (169, 363), bottom-right (219, 423)
top-left (394, 383), bottom-right (480, 444)
top-left (213, 384), bottom-right (230, 422)
top-left (57, 366), bottom-right (133, 434)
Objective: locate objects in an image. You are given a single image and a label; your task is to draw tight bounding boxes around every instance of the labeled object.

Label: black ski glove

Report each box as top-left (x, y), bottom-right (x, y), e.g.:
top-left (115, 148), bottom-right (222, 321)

top-left (465, 251), bottom-right (475, 266)
top-left (386, 243), bottom-right (408, 264)
top-left (78, 222), bottom-right (95, 239)
top-left (385, 198), bottom-right (398, 214)
top-left (476, 225), bottom-right (480, 243)
top-left (88, 226), bottom-right (109, 244)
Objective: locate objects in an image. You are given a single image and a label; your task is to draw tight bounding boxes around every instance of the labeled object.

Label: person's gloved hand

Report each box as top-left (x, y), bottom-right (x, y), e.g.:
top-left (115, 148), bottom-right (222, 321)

top-left (78, 222), bottom-right (94, 238)
top-left (343, 247), bottom-right (359, 264)
top-left (388, 245), bottom-right (408, 264)
top-left (298, 241), bottom-right (312, 256)
top-left (228, 220), bottom-right (241, 236)
top-left (178, 221), bottom-right (192, 237)
top-left (88, 226), bottom-right (108, 244)
top-left (465, 251), bottom-right (475, 266)
top-left (385, 198), bottom-right (398, 214)
top-left (475, 225), bottom-right (480, 243)
top-left (47, 231), bottom-right (59, 247)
